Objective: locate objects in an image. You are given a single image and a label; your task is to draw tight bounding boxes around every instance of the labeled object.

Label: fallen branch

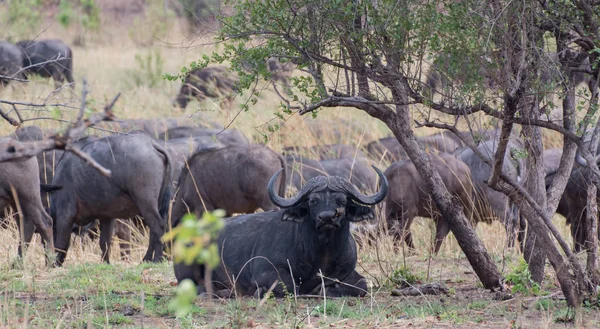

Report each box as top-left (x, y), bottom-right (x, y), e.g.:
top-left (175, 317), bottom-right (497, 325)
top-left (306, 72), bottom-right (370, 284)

top-left (391, 283), bottom-right (448, 296)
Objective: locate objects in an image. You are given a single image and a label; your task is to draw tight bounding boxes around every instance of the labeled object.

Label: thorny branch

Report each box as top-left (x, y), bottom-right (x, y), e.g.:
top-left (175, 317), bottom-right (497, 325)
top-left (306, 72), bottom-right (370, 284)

top-left (1, 81), bottom-right (119, 177)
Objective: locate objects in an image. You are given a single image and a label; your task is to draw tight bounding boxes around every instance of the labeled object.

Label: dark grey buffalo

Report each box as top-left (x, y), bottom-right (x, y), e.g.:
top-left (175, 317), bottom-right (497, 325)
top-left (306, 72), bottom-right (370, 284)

top-left (454, 138), bottom-right (527, 248)
top-left (158, 126), bottom-right (249, 146)
top-left (16, 39), bottom-right (74, 88)
top-left (174, 59), bottom-right (294, 109)
top-left (0, 140), bottom-right (55, 260)
top-left (51, 134), bottom-right (172, 265)
top-left (173, 65), bottom-right (239, 109)
top-left (552, 146), bottom-right (600, 252)
top-left (0, 41), bottom-right (25, 86)
top-left (174, 167), bottom-right (388, 297)
top-left (171, 145), bottom-right (287, 225)
top-left (385, 153), bottom-right (473, 253)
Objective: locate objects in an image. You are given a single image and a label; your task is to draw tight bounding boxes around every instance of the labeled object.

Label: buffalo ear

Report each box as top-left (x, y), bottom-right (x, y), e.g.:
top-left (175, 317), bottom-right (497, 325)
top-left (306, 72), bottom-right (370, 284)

top-left (347, 202), bottom-right (374, 222)
top-left (282, 206), bottom-right (308, 223)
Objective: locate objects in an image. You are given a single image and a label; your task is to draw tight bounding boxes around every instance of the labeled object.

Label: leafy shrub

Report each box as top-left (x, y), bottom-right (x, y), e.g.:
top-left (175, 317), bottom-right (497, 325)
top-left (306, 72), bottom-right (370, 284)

top-left (162, 210), bottom-right (224, 317)
top-left (505, 258), bottom-right (544, 296)
top-left (389, 267), bottom-right (423, 288)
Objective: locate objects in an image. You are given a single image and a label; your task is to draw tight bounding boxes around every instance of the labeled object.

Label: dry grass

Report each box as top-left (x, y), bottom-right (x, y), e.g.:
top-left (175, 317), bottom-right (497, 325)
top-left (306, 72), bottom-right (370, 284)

top-left (0, 8), bottom-right (596, 329)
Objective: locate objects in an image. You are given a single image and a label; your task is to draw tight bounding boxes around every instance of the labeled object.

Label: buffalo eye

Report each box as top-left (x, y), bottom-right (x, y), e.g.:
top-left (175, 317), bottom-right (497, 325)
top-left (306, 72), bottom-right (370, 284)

top-left (309, 199), bottom-right (318, 206)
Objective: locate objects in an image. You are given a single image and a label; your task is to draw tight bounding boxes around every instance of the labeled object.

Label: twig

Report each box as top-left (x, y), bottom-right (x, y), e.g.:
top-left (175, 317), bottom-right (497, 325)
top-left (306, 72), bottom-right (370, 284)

top-left (0, 104), bottom-right (19, 126)
top-left (65, 145), bottom-right (111, 177)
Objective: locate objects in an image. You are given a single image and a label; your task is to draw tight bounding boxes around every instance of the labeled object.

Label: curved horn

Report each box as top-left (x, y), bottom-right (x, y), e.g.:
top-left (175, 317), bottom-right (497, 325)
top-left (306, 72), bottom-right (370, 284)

top-left (346, 166), bottom-right (388, 205)
top-left (268, 169), bottom-right (316, 208)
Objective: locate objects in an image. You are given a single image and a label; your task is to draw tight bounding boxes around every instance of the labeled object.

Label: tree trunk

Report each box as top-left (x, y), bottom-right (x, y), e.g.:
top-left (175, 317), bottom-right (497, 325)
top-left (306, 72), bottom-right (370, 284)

top-left (384, 109), bottom-right (502, 290)
top-left (522, 102), bottom-right (547, 283)
top-left (498, 186), bottom-right (582, 307)
top-left (585, 171), bottom-right (599, 289)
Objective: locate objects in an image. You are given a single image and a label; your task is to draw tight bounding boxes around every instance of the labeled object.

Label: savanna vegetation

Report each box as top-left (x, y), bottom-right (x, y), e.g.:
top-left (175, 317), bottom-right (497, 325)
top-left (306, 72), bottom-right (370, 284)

top-left (1, 0), bottom-right (600, 328)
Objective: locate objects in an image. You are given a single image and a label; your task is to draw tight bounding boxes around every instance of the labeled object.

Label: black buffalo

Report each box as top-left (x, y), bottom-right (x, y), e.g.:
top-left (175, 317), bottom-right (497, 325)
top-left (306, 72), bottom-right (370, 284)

top-left (51, 134), bottom-right (172, 265)
top-left (171, 145), bottom-right (287, 224)
top-left (174, 166), bottom-right (388, 297)
top-left (173, 59), bottom-right (294, 110)
top-left (0, 41), bottom-right (25, 86)
top-left (16, 39), bottom-right (74, 88)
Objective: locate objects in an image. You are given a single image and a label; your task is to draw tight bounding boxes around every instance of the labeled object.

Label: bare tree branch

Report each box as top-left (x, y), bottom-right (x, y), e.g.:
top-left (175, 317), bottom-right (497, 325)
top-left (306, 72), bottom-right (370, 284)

top-left (1, 82), bottom-right (120, 177)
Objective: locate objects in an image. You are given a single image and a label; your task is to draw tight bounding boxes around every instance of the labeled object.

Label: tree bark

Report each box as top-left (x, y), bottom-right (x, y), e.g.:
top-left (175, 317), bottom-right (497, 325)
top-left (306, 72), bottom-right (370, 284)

top-left (383, 106), bottom-right (502, 290)
top-left (585, 171), bottom-right (599, 288)
top-left (522, 102), bottom-right (547, 283)
top-left (500, 188), bottom-right (582, 306)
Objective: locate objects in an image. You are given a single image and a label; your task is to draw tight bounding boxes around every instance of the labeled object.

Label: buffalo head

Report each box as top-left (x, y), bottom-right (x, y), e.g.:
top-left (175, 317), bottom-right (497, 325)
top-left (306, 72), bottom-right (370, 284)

top-left (268, 165), bottom-right (388, 230)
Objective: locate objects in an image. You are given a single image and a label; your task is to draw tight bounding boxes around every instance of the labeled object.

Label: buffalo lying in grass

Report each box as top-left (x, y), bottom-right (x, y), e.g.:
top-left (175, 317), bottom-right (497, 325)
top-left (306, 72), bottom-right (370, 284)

top-left (174, 166), bottom-right (388, 297)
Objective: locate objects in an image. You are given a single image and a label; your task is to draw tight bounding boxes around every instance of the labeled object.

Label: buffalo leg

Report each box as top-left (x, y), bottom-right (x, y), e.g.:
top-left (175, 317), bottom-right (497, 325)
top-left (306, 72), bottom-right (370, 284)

top-left (389, 214), bottom-right (415, 250)
top-left (53, 207), bottom-right (76, 267)
top-left (252, 269), bottom-right (295, 298)
top-left (51, 66), bottom-right (65, 90)
top-left (18, 196), bottom-right (55, 262)
top-left (135, 199), bottom-right (165, 262)
top-left (433, 217), bottom-right (450, 254)
top-left (325, 270), bottom-right (368, 297)
top-left (99, 219), bottom-right (115, 264)
top-left (16, 214), bottom-right (35, 259)
top-left (115, 219), bottom-right (132, 261)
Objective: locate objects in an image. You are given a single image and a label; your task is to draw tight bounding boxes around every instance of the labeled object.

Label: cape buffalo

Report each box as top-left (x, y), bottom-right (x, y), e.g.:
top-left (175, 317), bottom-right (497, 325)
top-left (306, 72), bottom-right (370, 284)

top-left (0, 142), bottom-right (55, 260)
top-left (174, 166), bottom-right (388, 297)
top-left (174, 59), bottom-right (294, 110)
top-left (158, 126), bottom-right (249, 146)
top-left (384, 153), bottom-right (473, 253)
top-left (171, 145), bottom-right (287, 225)
top-left (173, 65), bottom-right (239, 110)
top-left (454, 138), bottom-right (527, 248)
top-left (51, 134), bottom-right (172, 265)
top-left (0, 41), bottom-right (25, 86)
top-left (555, 146), bottom-right (600, 252)
top-left (16, 39), bottom-right (74, 89)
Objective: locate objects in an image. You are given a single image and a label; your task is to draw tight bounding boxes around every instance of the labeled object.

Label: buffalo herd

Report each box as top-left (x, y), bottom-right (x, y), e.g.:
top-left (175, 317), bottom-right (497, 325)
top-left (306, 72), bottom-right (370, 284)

top-left (2, 38), bottom-right (599, 298)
